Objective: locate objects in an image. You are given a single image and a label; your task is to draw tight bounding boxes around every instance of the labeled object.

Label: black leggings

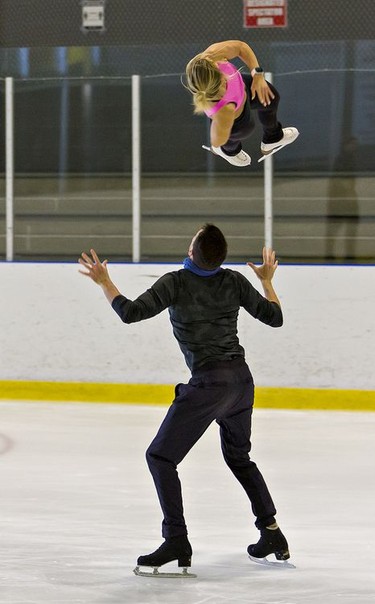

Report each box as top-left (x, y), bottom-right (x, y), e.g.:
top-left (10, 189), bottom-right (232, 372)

top-left (221, 74), bottom-right (283, 156)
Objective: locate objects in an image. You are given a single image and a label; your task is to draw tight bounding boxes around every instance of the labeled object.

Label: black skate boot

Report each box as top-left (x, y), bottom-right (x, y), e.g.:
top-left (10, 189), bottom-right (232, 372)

top-left (247, 527), bottom-right (295, 568)
top-left (134, 536), bottom-right (196, 578)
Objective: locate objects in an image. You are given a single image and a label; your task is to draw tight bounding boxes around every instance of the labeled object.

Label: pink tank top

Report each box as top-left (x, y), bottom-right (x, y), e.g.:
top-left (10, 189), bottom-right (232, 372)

top-left (204, 61), bottom-right (245, 118)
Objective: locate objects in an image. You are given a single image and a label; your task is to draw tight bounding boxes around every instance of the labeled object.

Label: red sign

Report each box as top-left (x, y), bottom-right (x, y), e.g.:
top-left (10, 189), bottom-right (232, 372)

top-left (243, 0), bottom-right (288, 28)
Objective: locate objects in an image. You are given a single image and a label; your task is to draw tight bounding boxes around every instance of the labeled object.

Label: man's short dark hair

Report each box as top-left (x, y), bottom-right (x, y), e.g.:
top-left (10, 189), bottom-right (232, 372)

top-left (193, 224), bottom-right (228, 270)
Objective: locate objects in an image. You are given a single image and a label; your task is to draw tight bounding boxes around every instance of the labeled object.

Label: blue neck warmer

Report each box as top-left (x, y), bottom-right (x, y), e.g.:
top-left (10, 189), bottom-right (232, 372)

top-left (183, 257), bottom-right (222, 277)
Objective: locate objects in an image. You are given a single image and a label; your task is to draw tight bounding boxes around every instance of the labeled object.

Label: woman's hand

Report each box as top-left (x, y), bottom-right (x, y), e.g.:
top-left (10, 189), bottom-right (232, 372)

top-left (251, 77), bottom-right (275, 107)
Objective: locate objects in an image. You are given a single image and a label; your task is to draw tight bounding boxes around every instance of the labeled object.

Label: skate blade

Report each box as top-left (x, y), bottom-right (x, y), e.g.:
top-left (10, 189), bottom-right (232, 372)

top-left (133, 565), bottom-right (197, 578)
top-left (258, 145), bottom-right (284, 163)
top-left (249, 555), bottom-right (296, 569)
top-left (258, 131), bottom-right (300, 162)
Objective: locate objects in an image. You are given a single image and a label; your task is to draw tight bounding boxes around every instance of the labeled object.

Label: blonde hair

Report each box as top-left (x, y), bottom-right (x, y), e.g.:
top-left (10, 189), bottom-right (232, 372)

top-left (184, 54), bottom-right (223, 114)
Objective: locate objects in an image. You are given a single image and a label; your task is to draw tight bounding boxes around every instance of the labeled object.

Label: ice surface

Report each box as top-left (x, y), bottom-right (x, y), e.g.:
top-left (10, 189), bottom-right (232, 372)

top-left (1, 402), bottom-right (374, 603)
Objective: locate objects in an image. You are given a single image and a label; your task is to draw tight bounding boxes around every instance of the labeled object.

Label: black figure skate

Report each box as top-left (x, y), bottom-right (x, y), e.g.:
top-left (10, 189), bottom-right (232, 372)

top-left (247, 527), bottom-right (296, 568)
top-left (134, 536), bottom-right (196, 578)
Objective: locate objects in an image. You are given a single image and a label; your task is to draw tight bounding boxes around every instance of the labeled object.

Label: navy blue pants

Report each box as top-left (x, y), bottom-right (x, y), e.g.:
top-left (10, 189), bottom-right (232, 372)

top-left (146, 357), bottom-right (277, 539)
top-left (221, 75), bottom-right (283, 156)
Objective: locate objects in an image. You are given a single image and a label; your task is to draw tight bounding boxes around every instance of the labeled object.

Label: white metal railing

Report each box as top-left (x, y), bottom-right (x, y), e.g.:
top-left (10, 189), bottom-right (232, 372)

top-left (3, 75), bottom-right (273, 261)
top-left (264, 72), bottom-right (274, 249)
top-left (5, 77), bottom-right (14, 261)
top-left (132, 74), bottom-right (141, 263)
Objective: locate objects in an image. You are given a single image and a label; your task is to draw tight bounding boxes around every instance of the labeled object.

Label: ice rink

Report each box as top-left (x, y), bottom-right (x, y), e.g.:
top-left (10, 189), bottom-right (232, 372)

top-left (1, 401), bottom-right (374, 604)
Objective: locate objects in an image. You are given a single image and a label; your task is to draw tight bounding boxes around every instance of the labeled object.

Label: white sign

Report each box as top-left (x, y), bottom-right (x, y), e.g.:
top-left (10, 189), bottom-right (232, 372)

top-left (81, 1), bottom-right (105, 31)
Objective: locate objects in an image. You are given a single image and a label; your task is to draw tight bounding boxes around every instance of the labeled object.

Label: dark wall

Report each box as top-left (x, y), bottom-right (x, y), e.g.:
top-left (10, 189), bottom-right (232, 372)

top-left (1, 0), bottom-right (374, 48)
top-left (1, 1), bottom-right (374, 175)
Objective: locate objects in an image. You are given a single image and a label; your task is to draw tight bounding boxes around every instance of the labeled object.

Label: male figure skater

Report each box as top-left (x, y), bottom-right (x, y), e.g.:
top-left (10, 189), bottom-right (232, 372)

top-left (79, 224), bottom-right (291, 576)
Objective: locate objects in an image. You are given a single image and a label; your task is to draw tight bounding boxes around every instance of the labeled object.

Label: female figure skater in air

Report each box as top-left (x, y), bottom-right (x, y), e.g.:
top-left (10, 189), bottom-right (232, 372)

top-left (184, 39), bottom-right (299, 166)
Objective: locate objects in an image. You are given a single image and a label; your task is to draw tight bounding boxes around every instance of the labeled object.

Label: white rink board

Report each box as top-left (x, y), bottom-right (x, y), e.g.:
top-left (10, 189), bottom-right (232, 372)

top-left (0, 262), bottom-right (374, 389)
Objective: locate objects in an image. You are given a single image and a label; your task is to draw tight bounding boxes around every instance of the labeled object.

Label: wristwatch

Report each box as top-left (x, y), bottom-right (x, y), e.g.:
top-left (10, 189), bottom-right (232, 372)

top-left (251, 66), bottom-right (264, 77)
